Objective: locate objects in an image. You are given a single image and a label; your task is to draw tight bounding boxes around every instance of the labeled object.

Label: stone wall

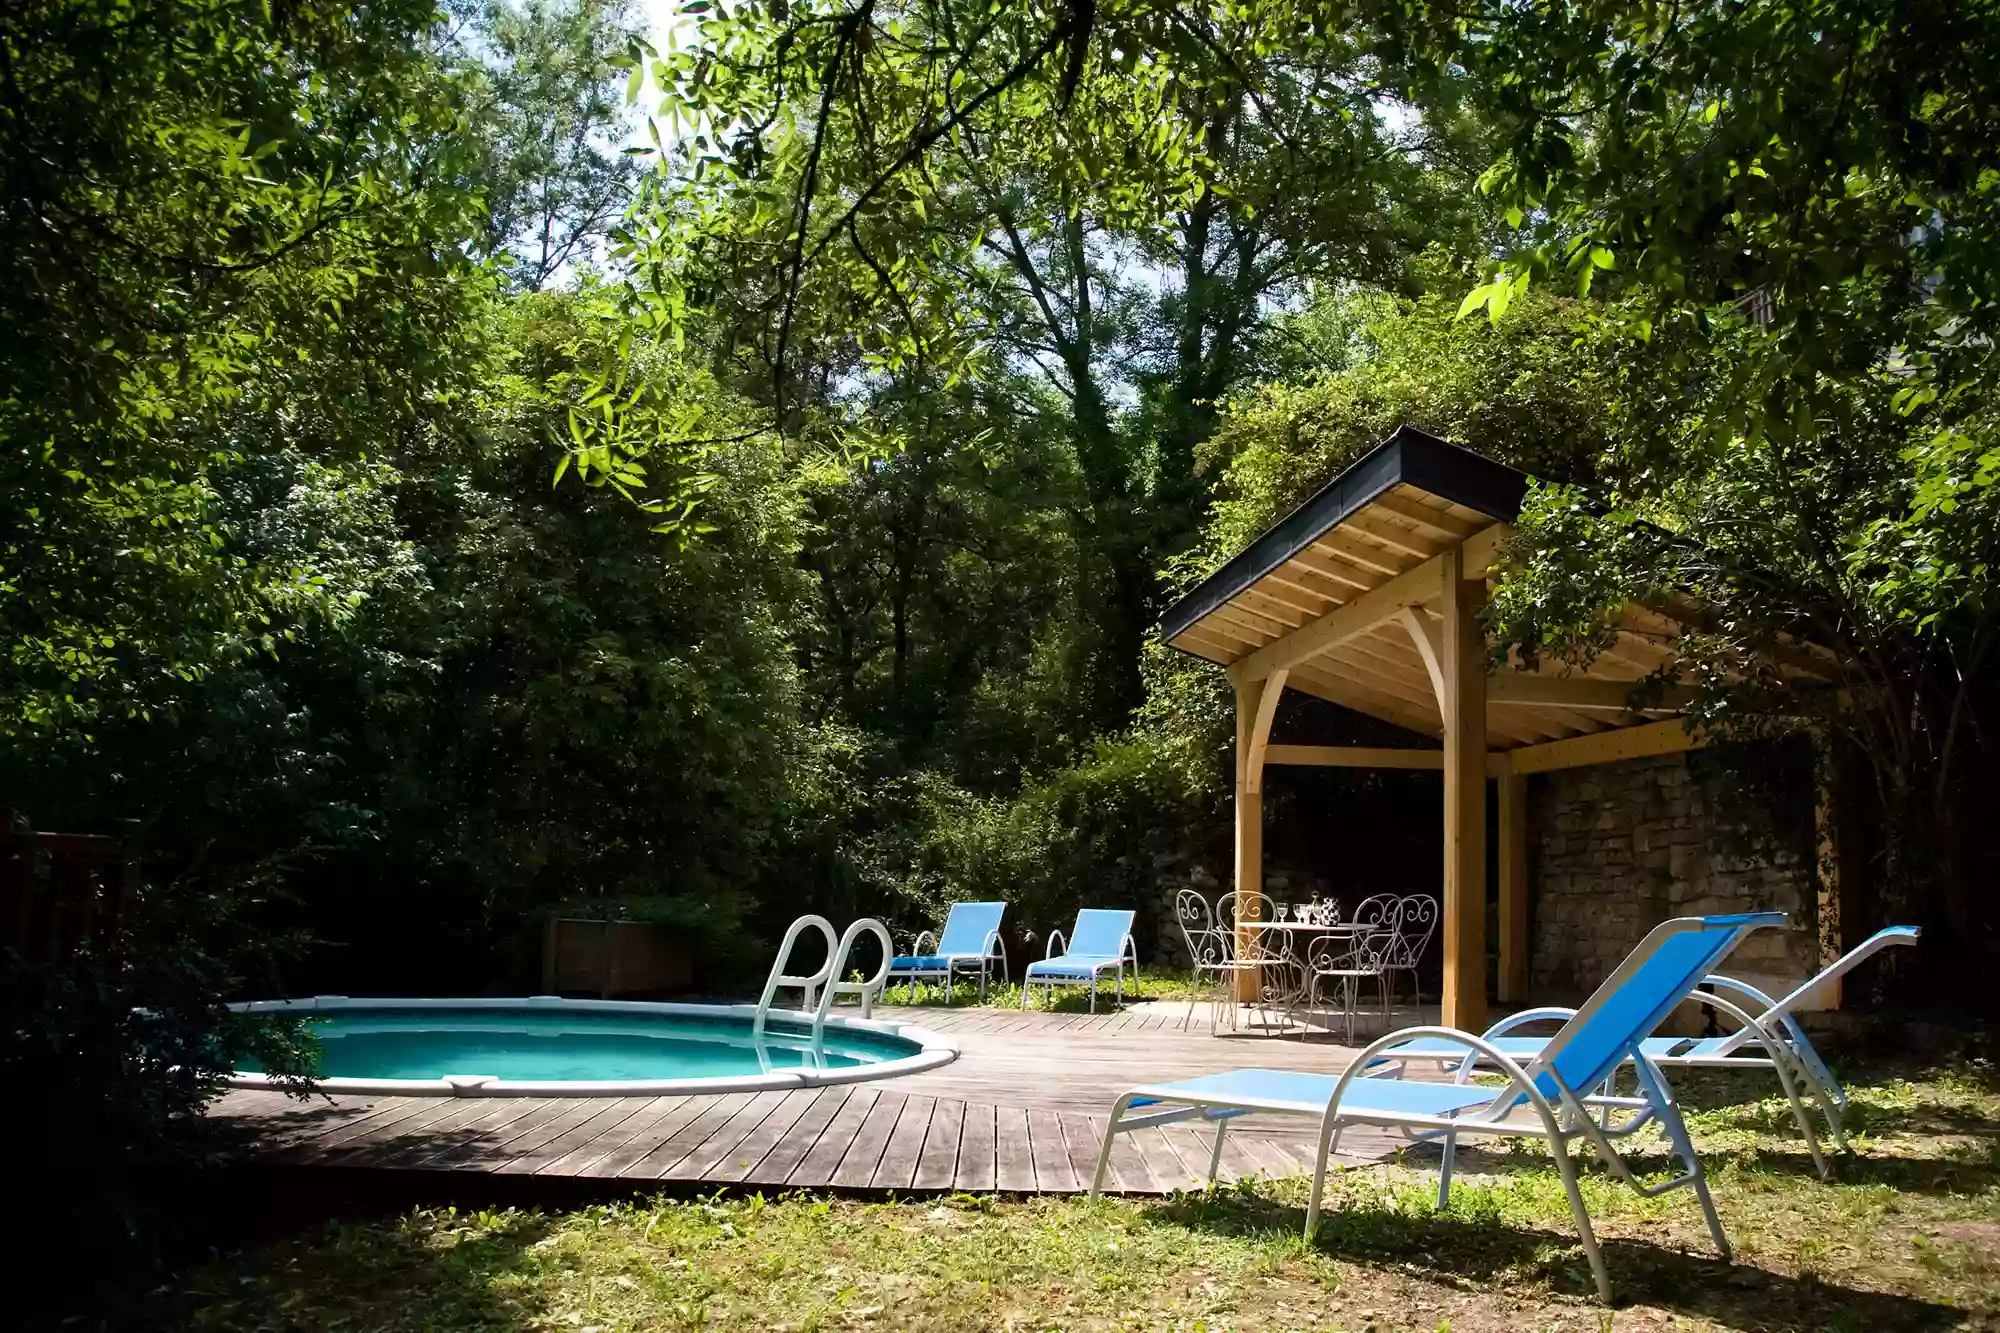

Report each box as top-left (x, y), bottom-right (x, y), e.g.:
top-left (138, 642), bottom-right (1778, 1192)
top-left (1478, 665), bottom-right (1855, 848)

top-left (1529, 751), bottom-right (1817, 1003)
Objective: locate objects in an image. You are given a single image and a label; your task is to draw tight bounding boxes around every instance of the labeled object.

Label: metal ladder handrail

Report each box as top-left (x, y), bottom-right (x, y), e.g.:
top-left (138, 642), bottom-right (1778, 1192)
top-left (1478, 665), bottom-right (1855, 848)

top-left (751, 914), bottom-right (839, 1039)
top-left (811, 918), bottom-right (892, 1046)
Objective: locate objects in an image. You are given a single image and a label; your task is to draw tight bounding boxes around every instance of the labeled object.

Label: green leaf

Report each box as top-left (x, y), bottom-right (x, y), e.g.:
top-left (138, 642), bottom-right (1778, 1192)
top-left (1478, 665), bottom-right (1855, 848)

top-left (1457, 281), bottom-right (1500, 320)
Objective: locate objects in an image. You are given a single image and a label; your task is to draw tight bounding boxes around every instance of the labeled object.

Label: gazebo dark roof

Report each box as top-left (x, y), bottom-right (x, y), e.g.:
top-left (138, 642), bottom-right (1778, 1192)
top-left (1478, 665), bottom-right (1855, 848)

top-left (1160, 426), bottom-right (1529, 644)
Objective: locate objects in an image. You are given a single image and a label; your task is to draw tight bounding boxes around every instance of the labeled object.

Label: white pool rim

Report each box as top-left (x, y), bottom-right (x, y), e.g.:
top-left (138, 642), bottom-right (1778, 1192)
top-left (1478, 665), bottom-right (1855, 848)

top-left (226, 995), bottom-right (958, 1097)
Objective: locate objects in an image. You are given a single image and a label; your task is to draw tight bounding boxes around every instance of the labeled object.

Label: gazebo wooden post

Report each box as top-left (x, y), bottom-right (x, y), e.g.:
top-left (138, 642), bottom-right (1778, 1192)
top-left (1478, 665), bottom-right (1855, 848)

top-left (1232, 671), bottom-right (1269, 1002)
top-left (1440, 547), bottom-right (1490, 1031)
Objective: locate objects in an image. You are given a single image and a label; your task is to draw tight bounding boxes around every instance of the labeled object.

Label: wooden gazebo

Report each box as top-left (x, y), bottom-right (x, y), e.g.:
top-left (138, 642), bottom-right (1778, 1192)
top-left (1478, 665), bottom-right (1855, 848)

top-left (1159, 426), bottom-right (1745, 1030)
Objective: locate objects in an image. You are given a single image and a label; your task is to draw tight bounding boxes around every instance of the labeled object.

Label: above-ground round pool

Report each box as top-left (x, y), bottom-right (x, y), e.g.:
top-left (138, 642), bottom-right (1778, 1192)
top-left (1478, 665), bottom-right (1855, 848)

top-left (228, 997), bottom-right (955, 1097)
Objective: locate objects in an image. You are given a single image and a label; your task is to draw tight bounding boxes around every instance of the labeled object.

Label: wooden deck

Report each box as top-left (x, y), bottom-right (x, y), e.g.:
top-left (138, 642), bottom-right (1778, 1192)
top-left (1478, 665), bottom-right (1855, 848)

top-left (211, 1001), bottom-right (1439, 1196)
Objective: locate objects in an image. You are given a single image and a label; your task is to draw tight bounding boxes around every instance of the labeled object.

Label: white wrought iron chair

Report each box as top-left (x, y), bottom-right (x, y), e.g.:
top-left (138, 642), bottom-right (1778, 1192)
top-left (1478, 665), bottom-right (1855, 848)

top-left (1384, 893), bottom-right (1439, 1008)
top-left (1217, 887), bottom-right (1295, 1027)
top-left (1349, 892), bottom-right (1400, 928)
top-left (1304, 906), bottom-right (1402, 1043)
top-left (1175, 889), bottom-right (1260, 1031)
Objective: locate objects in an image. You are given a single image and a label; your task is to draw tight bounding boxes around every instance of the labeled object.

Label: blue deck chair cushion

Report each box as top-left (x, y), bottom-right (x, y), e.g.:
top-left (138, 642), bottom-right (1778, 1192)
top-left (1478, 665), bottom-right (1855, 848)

top-left (1146, 1068), bottom-right (1501, 1118)
top-left (889, 954), bottom-right (952, 971)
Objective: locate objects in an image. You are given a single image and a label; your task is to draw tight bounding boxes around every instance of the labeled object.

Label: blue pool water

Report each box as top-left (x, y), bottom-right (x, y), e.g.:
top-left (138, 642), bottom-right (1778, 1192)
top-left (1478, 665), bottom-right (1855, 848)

top-left (245, 1007), bottom-right (919, 1083)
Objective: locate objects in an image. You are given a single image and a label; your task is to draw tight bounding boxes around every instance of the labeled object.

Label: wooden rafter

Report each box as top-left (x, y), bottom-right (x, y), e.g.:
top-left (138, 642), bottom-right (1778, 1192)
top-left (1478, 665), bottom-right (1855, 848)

top-left (1234, 526), bottom-right (1507, 683)
top-left (1506, 718), bottom-right (1708, 775)
top-left (1370, 489), bottom-right (1483, 540)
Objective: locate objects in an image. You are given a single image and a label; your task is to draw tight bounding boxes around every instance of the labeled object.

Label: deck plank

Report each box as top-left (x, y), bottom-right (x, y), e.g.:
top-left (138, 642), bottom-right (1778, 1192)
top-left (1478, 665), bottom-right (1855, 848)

top-left (1161, 1124), bottom-right (1221, 1187)
top-left (661, 1091), bottom-right (792, 1182)
top-left (911, 1098), bottom-right (964, 1192)
top-left (993, 1106), bottom-right (1035, 1192)
top-left (741, 1088), bottom-right (849, 1187)
top-left (436, 1099), bottom-right (582, 1171)
top-left (481, 1100), bottom-right (604, 1167)
top-left (560, 1097), bottom-right (704, 1177)
top-left (952, 1100), bottom-right (994, 1192)
top-left (708, 1089), bottom-right (822, 1184)
top-left (1131, 1125), bottom-right (1198, 1192)
top-left (620, 1093), bottom-right (756, 1179)
top-left (787, 1087), bottom-right (879, 1187)
top-left (1026, 1110), bottom-right (1077, 1193)
top-left (868, 1094), bottom-right (935, 1191)
top-left (1083, 1113), bottom-right (1156, 1193)
top-left (830, 1091), bottom-right (904, 1189)
top-left (496, 1097), bottom-right (653, 1175)
top-left (414, 1098), bottom-right (569, 1171)
top-left (333, 1100), bottom-right (499, 1168)
top-left (355, 1100), bottom-right (524, 1170)
top-left (262, 1097), bottom-right (438, 1161)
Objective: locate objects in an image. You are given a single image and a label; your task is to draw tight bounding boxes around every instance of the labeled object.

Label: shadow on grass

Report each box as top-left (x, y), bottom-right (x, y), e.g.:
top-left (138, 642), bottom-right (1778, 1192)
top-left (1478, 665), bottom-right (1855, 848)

top-left (1142, 1189), bottom-right (1967, 1331)
top-left (142, 1209), bottom-right (558, 1331)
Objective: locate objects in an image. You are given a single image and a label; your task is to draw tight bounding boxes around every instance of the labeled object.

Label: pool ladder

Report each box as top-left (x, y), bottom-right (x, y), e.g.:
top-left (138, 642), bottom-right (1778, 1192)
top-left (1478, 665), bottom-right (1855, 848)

top-left (751, 915), bottom-right (893, 1049)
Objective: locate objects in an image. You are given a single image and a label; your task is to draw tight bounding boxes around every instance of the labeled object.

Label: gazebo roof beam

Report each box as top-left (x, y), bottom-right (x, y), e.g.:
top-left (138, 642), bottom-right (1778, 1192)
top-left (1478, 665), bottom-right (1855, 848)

top-left (1343, 510), bottom-right (1449, 559)
top-left (1486, 675), bottom-right (1696, 713)
top-left (1307, 531), bottom-right (1414, 577)
top-left (1287, 547), bottom-right (1380, 592)
top-left (1286, 663), bottom-right (1446, 737)
top-left (1208, 601), bottom-right (1290, 643)
top-left (1309, 640), bottom-right (1556, 745)
top-left (1259, 563), bottom-right (1351, 609)
top-left (1368, 489), bottom-right (1485, 540)
top-left (1235, 583), bottom-right (1319, 626)
top-left (1234, 526), bottom-right (1508, 684)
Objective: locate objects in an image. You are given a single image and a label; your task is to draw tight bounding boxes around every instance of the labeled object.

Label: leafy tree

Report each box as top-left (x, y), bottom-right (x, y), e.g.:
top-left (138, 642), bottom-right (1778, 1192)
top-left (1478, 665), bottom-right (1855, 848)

top-left (1364, 0), bottom-right (2000, 970)
top-left (0, 0), bottom-right (494, 748)
top-left (465, 0), bottom-right (645, 290)
top-left (594, 1), bottom-right (1502, 724)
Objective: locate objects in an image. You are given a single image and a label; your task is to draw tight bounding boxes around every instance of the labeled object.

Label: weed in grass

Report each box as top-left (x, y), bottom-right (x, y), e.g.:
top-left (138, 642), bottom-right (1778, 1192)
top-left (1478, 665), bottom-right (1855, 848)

top-left (876, 971), bottom-right (1206, 1012)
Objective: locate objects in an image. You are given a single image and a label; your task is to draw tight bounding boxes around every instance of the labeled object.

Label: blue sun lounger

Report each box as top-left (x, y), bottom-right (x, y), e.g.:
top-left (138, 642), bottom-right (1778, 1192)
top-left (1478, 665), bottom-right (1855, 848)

top-left (1373, 925), bottom-right (1919, 1178)
top-left (1021, 908), bottom-right (1137, 1012)
top-left (887, 901), bottom-right (1009, 1002)
top-left (1090, 912), bottom-right (1784, 1302)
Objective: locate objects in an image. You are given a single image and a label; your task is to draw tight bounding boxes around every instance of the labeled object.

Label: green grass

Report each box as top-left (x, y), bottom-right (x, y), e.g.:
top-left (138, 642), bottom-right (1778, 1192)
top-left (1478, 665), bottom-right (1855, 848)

top-left (146, 1056), bottom-right (2000, 1332)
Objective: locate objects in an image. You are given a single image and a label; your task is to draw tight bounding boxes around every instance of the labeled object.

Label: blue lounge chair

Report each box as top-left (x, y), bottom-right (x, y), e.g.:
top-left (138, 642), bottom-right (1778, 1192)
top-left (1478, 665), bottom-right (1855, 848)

top-left (887, 901), bottom-right (1009, 1002)
top-left (1021, 908), bottom-right (1137, 1012)
top-left (1090, 912), bottom-right (1784, 1302)
top-left (1375, 924), bottom-right (1920, 1178)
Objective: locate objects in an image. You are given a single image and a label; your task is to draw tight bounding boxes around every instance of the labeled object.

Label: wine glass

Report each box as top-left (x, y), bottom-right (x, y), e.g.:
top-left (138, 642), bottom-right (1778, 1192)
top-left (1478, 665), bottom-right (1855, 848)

top-left (1274, 902), bottom-right (1290, 923)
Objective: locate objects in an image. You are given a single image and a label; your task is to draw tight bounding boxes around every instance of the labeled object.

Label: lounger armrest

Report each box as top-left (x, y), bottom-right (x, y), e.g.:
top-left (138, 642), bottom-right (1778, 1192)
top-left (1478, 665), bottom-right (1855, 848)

top-left (1679, 986), bottom-right (1795, 1059)
top-left (1699, 973), bottom-right (1782, 1015)
top-left (1045, 929), bottom-right (1067, 959)
top-left (910, 930), bottom-right (938, 956)
top-left (982, 929), bottom-right (1004, 962)
top-left (1736, 927), bottom-right (1919, 1020)
top-left (1331, 1025), bottom-right (1562, 1128)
